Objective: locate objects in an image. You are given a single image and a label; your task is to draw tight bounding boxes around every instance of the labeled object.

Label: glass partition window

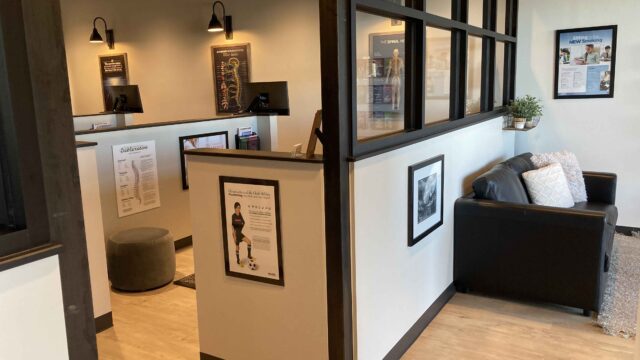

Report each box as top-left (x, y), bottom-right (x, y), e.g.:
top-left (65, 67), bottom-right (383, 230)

top-left (496, 0), bottom-right (507, 33)
top-left (356, 11), bottom-right (406, 141)
top-left (468, 0), bottom-right (484, 28)
top-left (351, 0), bottom-right (518, 156)
top-left (495, 41), bottom-right (506, 108)
top-left (426, 27), bottom-right (451, 124)
top-left (426, 0), bottom-right (452, 19)
top-left (466, 36), bottom-right (482, 115)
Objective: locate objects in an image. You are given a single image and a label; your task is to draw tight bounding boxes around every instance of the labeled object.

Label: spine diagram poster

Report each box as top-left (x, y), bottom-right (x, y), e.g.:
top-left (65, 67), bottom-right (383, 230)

top-left (554, 26), bottom-right (617, 99)
top-left (211, 44), bottom-right (251, 114)
top-left (112, 141), bottom-right (161, 218)
top-left (219, 177), bottom-right (284, 286)
top-left (99, 53), bottom-right (129, 111)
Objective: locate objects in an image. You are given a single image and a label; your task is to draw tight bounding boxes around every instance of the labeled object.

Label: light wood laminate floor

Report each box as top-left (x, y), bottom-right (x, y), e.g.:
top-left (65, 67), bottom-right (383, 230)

top-left (403, 293), bottom-right (637, 360)
top-left (97, 247), bottom-right (199, 360)
top-left (98, 247), bottom-right (636, 359)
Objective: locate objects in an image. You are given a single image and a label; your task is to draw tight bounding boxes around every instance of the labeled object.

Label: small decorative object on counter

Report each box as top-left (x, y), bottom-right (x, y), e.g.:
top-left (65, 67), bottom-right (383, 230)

top-left (507, 95), bottom-right (543, 130)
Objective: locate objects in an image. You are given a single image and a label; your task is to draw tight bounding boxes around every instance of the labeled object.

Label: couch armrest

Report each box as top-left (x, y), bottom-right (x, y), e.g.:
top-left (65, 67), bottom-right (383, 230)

top-left (583, 171), bottom-right (617, 205)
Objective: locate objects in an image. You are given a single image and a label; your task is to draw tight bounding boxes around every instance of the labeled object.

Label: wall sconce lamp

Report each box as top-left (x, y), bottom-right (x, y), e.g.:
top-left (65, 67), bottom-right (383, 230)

top-left (90, 17), bottom-right (115, 49)
top-left (208, 1), bottom-right (233, 40)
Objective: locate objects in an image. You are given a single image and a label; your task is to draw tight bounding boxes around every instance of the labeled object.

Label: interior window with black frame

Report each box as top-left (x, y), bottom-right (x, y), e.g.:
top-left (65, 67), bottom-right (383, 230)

top-left (425, 27), bottom-right (451, 125)
top-left (355, 11), bottom-right (407, 141)
top-left (495, 41), bottom-right (506, 108)
top-left (350, 0), bottom-right (519, 157)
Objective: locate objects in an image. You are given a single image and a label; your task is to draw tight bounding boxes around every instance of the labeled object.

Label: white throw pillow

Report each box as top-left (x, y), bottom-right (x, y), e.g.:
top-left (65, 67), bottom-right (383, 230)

top-left (531, 151), bottom-right (588, 203)
top-left (522, 163), bottom-right (575, 208)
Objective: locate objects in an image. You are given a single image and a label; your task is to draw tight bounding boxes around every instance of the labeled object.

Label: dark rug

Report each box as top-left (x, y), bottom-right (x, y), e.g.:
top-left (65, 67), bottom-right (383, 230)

top-left (173, 274), bottom-right (196, 290)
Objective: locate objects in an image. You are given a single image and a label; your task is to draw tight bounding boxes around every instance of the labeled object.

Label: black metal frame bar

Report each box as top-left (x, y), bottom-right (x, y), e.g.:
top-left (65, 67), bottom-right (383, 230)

top-left (351, 0), bottom-right (518, 159)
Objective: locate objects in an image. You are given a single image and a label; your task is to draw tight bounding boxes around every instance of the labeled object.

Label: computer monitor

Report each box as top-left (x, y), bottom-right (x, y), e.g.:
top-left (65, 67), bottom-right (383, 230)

top-left (106, 85), bottom-right (144, 113)
top-left (242, 81), bottom-right (290, 116)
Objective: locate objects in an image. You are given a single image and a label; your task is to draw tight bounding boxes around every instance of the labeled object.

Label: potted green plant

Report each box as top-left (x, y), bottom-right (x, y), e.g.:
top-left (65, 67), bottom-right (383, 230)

top-left (507, 95), bottom-right (543, 129)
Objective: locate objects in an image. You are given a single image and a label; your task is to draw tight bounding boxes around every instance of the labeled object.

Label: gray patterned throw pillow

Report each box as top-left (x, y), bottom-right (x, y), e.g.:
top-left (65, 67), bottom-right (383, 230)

top-left (531, 151), bottom-right (588, 203)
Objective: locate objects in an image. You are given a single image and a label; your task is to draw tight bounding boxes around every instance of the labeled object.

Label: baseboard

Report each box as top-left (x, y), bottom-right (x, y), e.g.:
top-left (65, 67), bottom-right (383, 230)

top-left (174, 236), bottom-right (193, 250)
top-left (616, 226), bottom-right (639, 236)
top-left (95, 311), bottom-right (113, 333)
top-left (200, 352), bottom-right (224, 360)
top-left (383, 283), bottom-right (456, 360)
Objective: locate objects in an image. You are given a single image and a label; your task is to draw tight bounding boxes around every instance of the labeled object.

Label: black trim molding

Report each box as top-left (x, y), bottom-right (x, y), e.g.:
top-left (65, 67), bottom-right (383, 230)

top-left (95, 312), bottom-right (113, 333)
top-left (617, 226), bottom-right (639, 237)
top-left (174, 236), bottom-right (193, 250)
top-left (383, 283), bottom-right (456, 359)
top-left (0, 243), bottom-right (62, 273)
top-left (200, 352), bottom-right (224, 360)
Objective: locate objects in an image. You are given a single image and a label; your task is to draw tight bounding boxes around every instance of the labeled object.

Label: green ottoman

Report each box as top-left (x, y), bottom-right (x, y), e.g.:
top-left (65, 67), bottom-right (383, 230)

top-left (107, 227), bottom-right (176, 292)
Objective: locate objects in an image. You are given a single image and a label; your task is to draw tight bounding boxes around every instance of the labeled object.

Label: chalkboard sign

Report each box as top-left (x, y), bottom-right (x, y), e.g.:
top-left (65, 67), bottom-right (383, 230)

top-left (99, 53), bottom-right (130, 111)
top-left (211, 44), bottom-right (251, 114)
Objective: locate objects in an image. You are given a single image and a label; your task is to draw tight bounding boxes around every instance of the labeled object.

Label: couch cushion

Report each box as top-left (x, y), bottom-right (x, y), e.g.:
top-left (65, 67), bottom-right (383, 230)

top-left (572, 202), bottom-right (619, 226)
top-left (531, 151), bottom-right (588, 203)
top-left (522, 163), bottom-right (575, 208)
top-left (473, 163), bottom-right (530, 204)
top-left (503, 152), bottom-right (535, 176)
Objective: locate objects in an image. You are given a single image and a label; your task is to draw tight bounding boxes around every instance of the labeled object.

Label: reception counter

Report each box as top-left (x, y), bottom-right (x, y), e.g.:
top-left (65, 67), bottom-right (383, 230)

top-left (185, 148), bottom-right (327, 360)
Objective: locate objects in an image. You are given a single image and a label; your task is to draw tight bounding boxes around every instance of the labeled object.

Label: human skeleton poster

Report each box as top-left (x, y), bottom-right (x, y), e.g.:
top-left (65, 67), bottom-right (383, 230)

top-left (211, 44), bottom-right (251, 114)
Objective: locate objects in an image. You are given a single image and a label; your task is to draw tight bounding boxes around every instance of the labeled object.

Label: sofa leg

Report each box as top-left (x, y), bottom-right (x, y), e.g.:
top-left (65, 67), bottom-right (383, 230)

top-left (455, 284), bottom-right (469, 294)
top-left (582, 309), bottom-right (593, 317)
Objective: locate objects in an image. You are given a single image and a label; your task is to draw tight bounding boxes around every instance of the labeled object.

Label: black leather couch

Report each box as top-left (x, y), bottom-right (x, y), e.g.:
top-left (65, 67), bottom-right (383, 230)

top-left (454, 153), bottom-right (618, 315)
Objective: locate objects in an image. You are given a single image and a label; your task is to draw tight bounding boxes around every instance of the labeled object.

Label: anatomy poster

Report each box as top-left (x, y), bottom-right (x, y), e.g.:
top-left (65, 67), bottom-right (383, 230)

top-left (219, 177), bottom-right (284, 286)
top-left (211, 44), bottom-right (251, 114)
top-left (112, 141), bottom-right (161, 218)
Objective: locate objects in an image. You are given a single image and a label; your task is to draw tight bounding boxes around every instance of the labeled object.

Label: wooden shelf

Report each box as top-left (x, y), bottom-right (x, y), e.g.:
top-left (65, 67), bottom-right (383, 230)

top-left (503, 126), bottom-right (537, 132)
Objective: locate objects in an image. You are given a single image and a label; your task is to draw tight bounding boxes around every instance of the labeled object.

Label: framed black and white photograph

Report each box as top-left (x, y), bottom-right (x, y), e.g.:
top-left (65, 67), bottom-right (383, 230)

top-left (554, 25), bottom-right (617, 99)
top-left (219, 177), bottom-right (284, 286)
top-left (211, 43), bottom-right (251, 114)
top-left (408, 155), bottom-right (444, 247)
top-left (179, 131), bottom-right (228, 190)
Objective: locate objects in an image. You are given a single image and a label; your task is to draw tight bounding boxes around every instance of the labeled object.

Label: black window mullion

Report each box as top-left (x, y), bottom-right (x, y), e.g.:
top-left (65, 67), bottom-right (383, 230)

top-left (404, 19), bottom-right (424, 131)
top-left (450, 28), bottom-right (467, 120)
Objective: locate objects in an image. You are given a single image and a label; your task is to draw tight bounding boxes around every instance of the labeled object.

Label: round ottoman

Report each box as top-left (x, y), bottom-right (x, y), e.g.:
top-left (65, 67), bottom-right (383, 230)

top-left (107, 227), bottom-right (176, 292)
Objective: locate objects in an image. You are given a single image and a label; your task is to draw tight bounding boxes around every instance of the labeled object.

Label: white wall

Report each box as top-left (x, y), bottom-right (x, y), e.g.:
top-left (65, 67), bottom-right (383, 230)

top-left (515, 0), bottom-right (640, 226)
top-left (0, 256), bottom-right (69, 360)
top-left (77, 146), bottom-right (111, 319)
top-left (352, 117), bottom-right (515, 359)
top-left (188, 155), bottom-right (328, 360)
top-left (76, 116), bottom-right (261, 242)
top-left (60, 0), bottom-right (321, 151)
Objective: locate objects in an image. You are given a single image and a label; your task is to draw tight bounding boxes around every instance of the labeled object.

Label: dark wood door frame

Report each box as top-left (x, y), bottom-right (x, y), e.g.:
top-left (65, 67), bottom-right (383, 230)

top-left (319, 0), bottom-right (354, 359)
top-left (0, 0), bottom-right (98, 358)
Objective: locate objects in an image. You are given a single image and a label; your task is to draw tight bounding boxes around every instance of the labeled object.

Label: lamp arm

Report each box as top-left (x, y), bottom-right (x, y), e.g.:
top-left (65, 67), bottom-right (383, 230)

top-left (93, 16), bottom-right (108, 31)
top-left (213, 1), bottom-right (226, 20)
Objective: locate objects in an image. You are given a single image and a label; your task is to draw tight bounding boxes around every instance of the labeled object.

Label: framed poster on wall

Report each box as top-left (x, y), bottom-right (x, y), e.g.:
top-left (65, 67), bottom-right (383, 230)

top-left (112, 141), bottom-right (161, 218)
top-left (408, 155), bottom-right (444, 247)
top-left (99, 53), bottom-right (129, 111)
top-left (219, 176), bottom-right (284, 286)
top-left (179, 131), bottom-right (229, 190)
top-left (211, 43), bottom-right (251, 115)
top-left (554, 25), bottom-right (617, 99)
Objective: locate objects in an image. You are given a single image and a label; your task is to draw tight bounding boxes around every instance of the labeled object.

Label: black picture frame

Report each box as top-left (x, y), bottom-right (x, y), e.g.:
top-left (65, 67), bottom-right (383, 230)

top-left (408, 155), bottom-right (444, 247)
top-left (98, 53), bottom-right (129, 112)
top-left (211, 43), bottom-right (251, 114)
top-left (179, 131), bottom-right (229, 190)
top-left (219, 176), bottom-right (284, 286)
top-left (554, 25), bottom-right (618, 99)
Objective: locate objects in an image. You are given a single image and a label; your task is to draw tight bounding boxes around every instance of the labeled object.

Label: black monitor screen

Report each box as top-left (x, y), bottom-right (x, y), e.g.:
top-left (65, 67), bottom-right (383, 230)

top-left (242, 81), bottom-right (290, 116)
top-left (106, 85), bottom-right (144, 113)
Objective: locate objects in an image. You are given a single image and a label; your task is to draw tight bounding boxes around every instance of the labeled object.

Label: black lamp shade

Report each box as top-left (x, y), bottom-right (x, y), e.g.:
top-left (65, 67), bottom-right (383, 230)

top-left (89, 27), bottom-right (104, 43)
top-left (208, 14), bottom-right (224, 32)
